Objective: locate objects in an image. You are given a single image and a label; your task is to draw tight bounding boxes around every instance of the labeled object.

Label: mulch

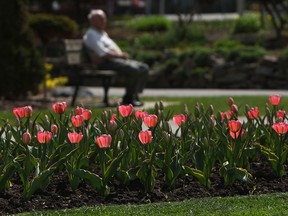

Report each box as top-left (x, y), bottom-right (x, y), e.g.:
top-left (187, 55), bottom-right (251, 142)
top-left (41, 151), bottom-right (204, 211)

top-left (0, 157), bottom-right (288, 215)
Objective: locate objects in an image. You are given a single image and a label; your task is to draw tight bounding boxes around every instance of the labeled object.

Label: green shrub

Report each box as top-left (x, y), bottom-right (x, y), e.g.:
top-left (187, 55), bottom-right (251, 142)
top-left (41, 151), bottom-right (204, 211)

top-left (134, 50), bottom-right (163, 66)
top-left (128, 15), bottom-right (172, 31)
top-left (185, 25), bottom-right (206, 44)
top-left (0, 0), bottom-right (45, 99)
top-left (232, 14), bottom-right (261, 34)
top-left (227, 46), bottom-right (266, 63)
top-left (134, 31), bottom-right (176, 49)
top-left (213, 39), bottom-right (242, 57)
top-left (29, 13), bottom-right (78, 44)
top-left (191, 47), bottom-right (213, 67)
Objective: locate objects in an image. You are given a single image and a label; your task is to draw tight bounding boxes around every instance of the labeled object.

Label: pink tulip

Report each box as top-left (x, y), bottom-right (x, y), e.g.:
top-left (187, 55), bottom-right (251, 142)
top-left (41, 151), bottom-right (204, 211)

top-left (96, 134), bottom-right (112, 148)
top-left (68, 132), bottom-right (83, 144)
top-left (75, 106), bottom-right (84, 115)
top-left (143, 114), bottom-right (158, 127)
top-left (13, 106), bottom-right (33, 119)
top-left (276, 110), bottom-right (286, 120)
top-left (269, 94), bottom-right (281, 106)
top-left (37, 131), bottom-right (52, 143)
top-left (229, 129), bottom-right (245, 139)
top-left (135, 110), bottom-right (148, 120)
top-left (138, 130), bottom-right (153, 145)
top-left (71, 115), bottom-right (84, 127)
top-left (272, 122), bottom-right (288, 134)
top-left (23, 131), bottom-right (32, 144)
top-left (172, 114), bottom-right (187, 126)
top-left (118, 104), bottom-right (134, 117)
top-left (247, 107), bottom-right (259, 120)
top-left (228, 120), bottom-right (242, 133)
top-left (52, 102), bottom-right (67, 114)
top-left (82, 109), bottom-right (92, 120)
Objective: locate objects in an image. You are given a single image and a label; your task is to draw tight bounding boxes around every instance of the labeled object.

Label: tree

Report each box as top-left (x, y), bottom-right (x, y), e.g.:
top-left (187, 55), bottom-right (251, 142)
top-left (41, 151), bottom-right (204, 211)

top-left (257, 0), bottom-right (288, 38)
top-left (0, 0), bottom-right (45, 99)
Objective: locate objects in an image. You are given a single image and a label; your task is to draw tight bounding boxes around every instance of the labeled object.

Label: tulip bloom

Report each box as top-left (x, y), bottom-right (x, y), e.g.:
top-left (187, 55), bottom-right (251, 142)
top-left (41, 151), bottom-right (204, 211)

top-left (109, 114), bottom-right (117, 129)
top-left (23, 131), bottom-right (32, 144)
top-left (13, 106), bottom-right (33, 119)
top-left (269, 94), bottom-right (281, 106)
top-left (118, 104), bottom-right (134, 117)
top-left (37, 131), bottom-right (52, 143)
top-left (135, 110), bottom-right (148, 120)
top-left (230, 129), bottom-right (245, 139)
top-left (272, 122), bottom-right (288, 134)
top-left (276, 110), bottom-right (286, 120)
top-left (228, 120), bottom-right (242, 133)
top-left (96, 134), bottom-right (112, 148)
top-left (173, 114), bottom-right (187, 126)
top-left (138, 130), bottom-right (153, 145)
top-left (82, 109), bottom-right (92, 120)
top-left (68, 132), bottom-right (83, 144)
top-left (71, 115), bottom-right (84, 127)
top-left (52, 102), bottom-right (67, 114)
top-left (75, 106), bottom-right (84, 115)
top-left (143, 114), bottom-right (158, 127)
top-left (247, 107), bottom-right (259, 120)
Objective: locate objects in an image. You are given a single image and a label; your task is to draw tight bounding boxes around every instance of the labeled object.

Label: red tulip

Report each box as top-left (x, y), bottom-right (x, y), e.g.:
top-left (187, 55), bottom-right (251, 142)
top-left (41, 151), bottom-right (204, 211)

top-left (118, 104), bottom-right (134, 117)
top-left (96, 134), bottom-right (112, 148)
top-left (172, 114), bottom-right (187, 126)
top-left (269, 94), bottom-right (281, 106)
top-left (228, 120), bottom-right (242, 133)
top-left (143, 114), bottom-right (158, 127)
top-left (52, 102), bottom-right (67, 114)
top-left (276, 110), bottom-right (286, 120)
top-left (71, 115), bottom-right (84, 127)
top-left (230, 104), bottom-right (238, 114)
top-left (272, 122), bottom-right (288, 134)
top-left (37, 131), bottom-right (52, 143)
top-left (82, 109), bottom-right (92, 120)
top-left (13, 106), bottom-right (33, 119)
top-left (23, 131), bottom-right (31, 144)
top-left (68, 132), bottom-right (83, 144)
top-left (229, 129), bottom-right (245, 139)
top-left (75, 106), bottom-right (84, 115)
top-left (247, 107), bottom-right (259, 120)
top-left (51, 124), bottom-right (58, 134)
top-left (135, 110), bottom-right (148, 120)
top-left (138, 130), bottom-right (153, 145)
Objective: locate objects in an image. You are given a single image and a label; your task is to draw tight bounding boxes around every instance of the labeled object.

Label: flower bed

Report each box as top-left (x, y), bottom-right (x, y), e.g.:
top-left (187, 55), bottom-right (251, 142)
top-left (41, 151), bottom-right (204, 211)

top-left (1, 95), bottom-right (288, 214)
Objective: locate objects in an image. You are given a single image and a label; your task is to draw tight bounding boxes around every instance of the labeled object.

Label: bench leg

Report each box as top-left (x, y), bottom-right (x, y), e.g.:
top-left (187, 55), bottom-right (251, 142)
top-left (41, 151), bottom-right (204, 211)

top-left (71, 85), bottom-right (80, 107)
top-left (102, 77), bottom-right (111, 106)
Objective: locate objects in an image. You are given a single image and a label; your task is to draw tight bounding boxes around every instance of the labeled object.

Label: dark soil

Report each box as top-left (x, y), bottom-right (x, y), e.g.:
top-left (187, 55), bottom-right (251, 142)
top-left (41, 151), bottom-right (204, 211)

top-left (1, 158), bottom-right (288, 215)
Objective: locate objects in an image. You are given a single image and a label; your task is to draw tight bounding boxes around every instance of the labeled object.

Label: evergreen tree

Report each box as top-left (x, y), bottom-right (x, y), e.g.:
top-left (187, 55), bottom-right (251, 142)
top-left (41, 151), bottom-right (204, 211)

top-left (0, 0), bottom-right (45, 99)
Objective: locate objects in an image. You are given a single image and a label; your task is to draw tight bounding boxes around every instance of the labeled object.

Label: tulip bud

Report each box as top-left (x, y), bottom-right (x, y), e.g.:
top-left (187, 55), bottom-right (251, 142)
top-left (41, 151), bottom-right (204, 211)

top-left (208, 105), bottom-right (214, 115)
top-left (118, 129), bottom-right (124, 140)
top-left (6, 131), bottom-right (12, 140)
top-left (159, 101), bottom-right (164, 111)
top-left (163, 131), bottom-right (171, 142)
top-left (230, 104), bottom-right (238, 115)
top-left (194, 104), bottom-right (200, 118)
top-left (51, 124), bottom-right (58, 134)
top-left (228, 97), bottom-right (234, 107)
top-left (23, 132), bottom-right (32, 144)
top-left (154, 102), bottom-right (159, 111)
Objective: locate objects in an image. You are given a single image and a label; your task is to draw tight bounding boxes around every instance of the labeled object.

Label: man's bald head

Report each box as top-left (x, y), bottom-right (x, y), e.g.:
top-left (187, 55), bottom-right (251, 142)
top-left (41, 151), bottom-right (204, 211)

top-left (88, 9), bottom-right (107, 30)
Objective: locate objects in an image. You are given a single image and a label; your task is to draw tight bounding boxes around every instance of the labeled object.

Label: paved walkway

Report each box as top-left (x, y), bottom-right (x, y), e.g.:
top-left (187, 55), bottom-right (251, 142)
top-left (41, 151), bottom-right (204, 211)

top-left (55, 87), bottom-right (288, 98)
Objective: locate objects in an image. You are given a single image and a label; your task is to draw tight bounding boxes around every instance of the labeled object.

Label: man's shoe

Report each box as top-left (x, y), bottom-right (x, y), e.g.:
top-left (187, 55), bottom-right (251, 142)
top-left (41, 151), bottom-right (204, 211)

top-left (131, 100), bottom-right (144, 107)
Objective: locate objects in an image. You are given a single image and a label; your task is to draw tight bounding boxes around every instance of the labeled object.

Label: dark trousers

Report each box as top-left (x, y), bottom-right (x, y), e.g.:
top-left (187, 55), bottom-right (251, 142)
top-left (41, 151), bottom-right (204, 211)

top-left (97, 58), bottom-right (149, 96)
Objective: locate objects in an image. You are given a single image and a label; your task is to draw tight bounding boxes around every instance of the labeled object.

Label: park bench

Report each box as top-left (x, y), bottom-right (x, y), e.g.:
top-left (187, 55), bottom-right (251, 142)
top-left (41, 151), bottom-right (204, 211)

top-left (64, 39), bottom-right (117, 106)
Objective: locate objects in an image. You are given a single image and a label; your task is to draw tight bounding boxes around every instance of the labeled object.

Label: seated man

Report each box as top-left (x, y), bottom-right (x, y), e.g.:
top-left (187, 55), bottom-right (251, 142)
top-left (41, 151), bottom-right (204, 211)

top-left (83, 9), bottom-right (149, 106)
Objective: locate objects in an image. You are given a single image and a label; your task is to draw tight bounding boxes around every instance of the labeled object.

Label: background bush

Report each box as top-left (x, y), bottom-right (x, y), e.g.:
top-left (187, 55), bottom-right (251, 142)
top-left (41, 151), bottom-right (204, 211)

top-left (127, 15), bottom-right (172, 31)
top-left (231, 14), bottom-right (261, 34)
top-left (0, 0), bottom-right (45, 99)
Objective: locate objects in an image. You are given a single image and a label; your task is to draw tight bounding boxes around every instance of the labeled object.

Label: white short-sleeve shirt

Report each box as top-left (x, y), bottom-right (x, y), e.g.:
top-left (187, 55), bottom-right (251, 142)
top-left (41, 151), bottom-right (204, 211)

top-left (83, 28), bottom-right (122, 57)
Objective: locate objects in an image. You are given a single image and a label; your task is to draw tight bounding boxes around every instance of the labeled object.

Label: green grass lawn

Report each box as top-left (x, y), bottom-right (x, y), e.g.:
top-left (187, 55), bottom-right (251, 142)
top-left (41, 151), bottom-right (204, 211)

top-left (18, 192), bottom-right (288, 216)
top-left (2, 95), bottom-right (287, 124)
